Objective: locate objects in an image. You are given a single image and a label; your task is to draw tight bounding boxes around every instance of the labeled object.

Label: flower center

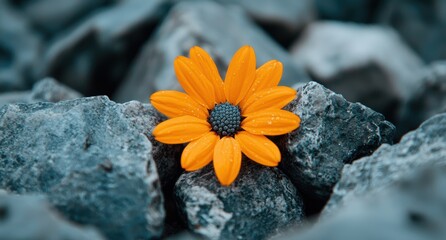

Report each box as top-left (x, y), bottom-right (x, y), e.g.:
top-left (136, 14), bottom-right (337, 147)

top-left (208, 102), bottom-right (241, 137)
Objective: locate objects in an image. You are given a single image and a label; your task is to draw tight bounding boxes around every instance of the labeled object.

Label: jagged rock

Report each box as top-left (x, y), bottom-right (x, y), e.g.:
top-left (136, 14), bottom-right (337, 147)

top-left (174, 161), bottom-right (304, 240)
top-left (324, 113), bottom-right (446, 215)
top-left (291, 21), bottom-right (424, 121)
top-left (276, 165), bottom-right (446, 240)
top-left (115, 0), bottom-right (310, 103)
top-left (280, 82), bottom-right (395, 212)
top-left (378, 0), bottom-right (446, 62)
top-left (0, 192), bottom-right (104, 240)
top-left (0, 78), bottom-right (82, 107)
top-left (398, 62), bottom-right (446, 135)
top-left (39, 0), bottom-right (165, 96)
top-left (0, 1), bottom-right (41, 92)
top-left (0, 96), bottom-right (165, 240)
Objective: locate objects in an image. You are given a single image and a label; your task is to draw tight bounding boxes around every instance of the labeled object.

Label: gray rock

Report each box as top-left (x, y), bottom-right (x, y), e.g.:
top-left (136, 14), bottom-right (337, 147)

top-left (280, 82), bottom-right (395, 211)
top-left (30, 77), bottom-right (83, 102)
top-left (0, 96), bottom-right (165, 240)
top-left (0, 78), bottom-right (82, 107)
top-left (214, 0), bottom-right (315, 45)
top-left (378, 0), bottom-right (446, 62)
top-left (0, 192), bottom-right (104, 240)
top-left (109, 101), bottom-right (184, 237)
top-left (115, 0), bottom-right (310, 103)
top-left (398, 62), bottom-right (446, 135)
top-left (276, 165), bottom-right (446, 240)
top-left (324, 113), bottom-right (446, 215)
top-left (0, 1), bottom-right (41, 92)
top-left (291, 21), bottom-right (424, 120)
top-left (39, 0), bottom-right (165, 95)
top-left (175, 161), bottom-right (304, 240)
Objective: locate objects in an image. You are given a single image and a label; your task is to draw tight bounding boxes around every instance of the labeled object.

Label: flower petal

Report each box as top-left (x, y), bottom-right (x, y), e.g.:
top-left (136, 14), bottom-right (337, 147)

top-left (243, 60), bottom-right (283, 102)
top-left (150, 90), bottom-right (208, 119)
top-left (224, 46), bottom-right (256, 105)
top-left (153, 116), bottom-right (211, 144)
top-left (242, 109), bottom-right (300, 136)
top-left (235, 131), bottom-right (280, 167)
top-left (213, 137), bottom-right (242, 186)
top-left (174, 56), bottom-right (215, 109)
top-left (242, 86), bottom-right (296, 115)
top-left (189, 46), bottom-right (226, 104)
top-left (181, 132), bottom-right (219, 171)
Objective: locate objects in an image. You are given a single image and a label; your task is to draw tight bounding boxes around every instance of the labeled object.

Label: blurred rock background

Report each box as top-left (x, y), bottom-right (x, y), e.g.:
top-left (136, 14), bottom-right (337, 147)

top-left (1, 0), bottom-right (446, 239)
top-left (1, 0), bottom-right (445, 136)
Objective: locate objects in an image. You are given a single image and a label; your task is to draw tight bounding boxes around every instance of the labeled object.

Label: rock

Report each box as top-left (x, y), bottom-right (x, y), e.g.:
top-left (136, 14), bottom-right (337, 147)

top-left (0, 96), bottom-right (165, 240)
top-left (39, 0), bottom-right (166, 96)
top-left (8, 0), bottom-right (111, 37)
top-left (378, 0), bottom-right (446, 62)
top-left (323, 113), bottom-right (446, 215)
top-left (291, 21), bottom-right (424, 121)
top-left (0, 78), bottom-right (82, 107)
top-left (315, 0), bottom-right (377, 22)
top-left (174, 161), bottom-right (304, 240)
top-left (280, 82), bottom-right (395, 212)
top-left (275, 165), bottom-right (446, 240)
top-left (30, 78), bottom-right (83, 102)
top-left (0, 192), bottom-right (104, 240)
top-left (0, 1), bottom-right (41, 92)
top-left (115, 0), bottom-right (310, 103)
top-left (216, 0), bottom-right (315, 46)
top-left (398, 62), bottom-right (446, 135)
top-left (106, 100), bottom-right (184, 237)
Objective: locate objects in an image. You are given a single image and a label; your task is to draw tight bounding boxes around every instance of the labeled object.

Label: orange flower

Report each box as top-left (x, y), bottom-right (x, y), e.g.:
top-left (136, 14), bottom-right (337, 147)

top-left (151, 46), bottom-right (300, 186)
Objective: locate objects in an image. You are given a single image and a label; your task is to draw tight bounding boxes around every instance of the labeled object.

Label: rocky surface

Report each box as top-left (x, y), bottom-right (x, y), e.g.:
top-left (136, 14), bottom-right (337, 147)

top-left (398, 62), bottom-right (446, 134)
top-left (280, 82), bottom-right (395, 212)
top-left (0, 191), bottom-right (104, 240)
top-left (275, 165), bottom-right (446, 240)
top-left (378, 0), bottom-right (446, 62)
top-left (0, 96), bottom-right (165, 240)
top-left (115, 0), bottom-right (309, 103)
top-left (39, 0), bottom-right (165, 96)
top-left (324, 113), bottom-right (446, 215)
top-left (175, 161), bottom-right (304, 240)
top-left (0, 78), bottom-right (82, 107)
top-left (291, 21), bottom-right (424, 121)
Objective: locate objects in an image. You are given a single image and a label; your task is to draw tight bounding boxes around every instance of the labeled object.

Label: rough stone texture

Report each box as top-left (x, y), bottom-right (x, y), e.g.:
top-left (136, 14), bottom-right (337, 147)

top-left (115, 0), bottom-right (310, 103)
top-left (0, 96), bottom-right (165, 240)
top-left (280, 82), bottom-right (395, 212)
top-left (0, 78), bottom-right (82, 107)
top-left (39, 0), bottom-right (165, 96)
top-left (291, 21), bottom-right (424, 121)
top-left (0, 192), bottom-right (104, 240)
top-left (324, 113), bottom-right (446, 215)
top-left (378, 0), bottom-right (446, 62)
top-left (0, 1), bottom-right (41, 92)
top-left (175, 161), bottom-right (304, 240)
top-left (276, 165), bottom-right (446, 240)
top-left (398, 62), bottom-right (446, 135)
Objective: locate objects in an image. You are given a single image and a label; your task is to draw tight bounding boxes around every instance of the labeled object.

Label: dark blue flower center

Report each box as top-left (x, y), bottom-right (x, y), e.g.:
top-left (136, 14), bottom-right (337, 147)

top-left (208, 102), bottom-right (241, 137)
